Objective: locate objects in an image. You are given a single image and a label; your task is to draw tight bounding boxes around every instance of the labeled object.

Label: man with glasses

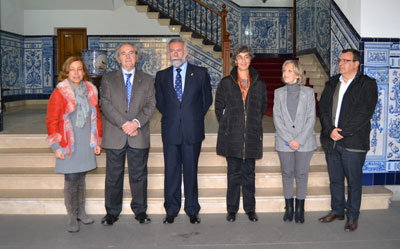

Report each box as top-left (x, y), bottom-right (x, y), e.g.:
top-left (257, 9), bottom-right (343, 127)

top-left (100, 43), bottom-right (156, 226)
top-left (318, 49), bottom-right (378, 232)
top-left (155, 38), bottom-right (212, 224)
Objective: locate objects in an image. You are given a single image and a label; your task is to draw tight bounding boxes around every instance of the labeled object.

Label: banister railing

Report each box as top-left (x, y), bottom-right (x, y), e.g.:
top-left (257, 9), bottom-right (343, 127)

top-left (138, 0), bottom-right (231, 76)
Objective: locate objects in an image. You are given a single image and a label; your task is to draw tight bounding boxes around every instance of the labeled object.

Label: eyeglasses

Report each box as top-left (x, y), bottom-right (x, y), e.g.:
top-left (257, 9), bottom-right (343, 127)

top-left (338, 59), bottom-right (355, 63)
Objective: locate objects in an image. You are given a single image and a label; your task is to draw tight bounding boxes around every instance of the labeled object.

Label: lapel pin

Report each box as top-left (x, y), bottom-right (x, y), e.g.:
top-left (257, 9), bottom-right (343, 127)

top-left (191, 72), bottom-right (194, 76)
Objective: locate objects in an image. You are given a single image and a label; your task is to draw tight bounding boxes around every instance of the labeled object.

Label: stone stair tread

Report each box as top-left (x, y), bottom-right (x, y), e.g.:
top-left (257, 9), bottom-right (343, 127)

top-left (0, 146), bottom-right (325, 154)
top-left (0, 165), bottom-right (328, 175)
top-left (0, 186), bottom-right (391, 200)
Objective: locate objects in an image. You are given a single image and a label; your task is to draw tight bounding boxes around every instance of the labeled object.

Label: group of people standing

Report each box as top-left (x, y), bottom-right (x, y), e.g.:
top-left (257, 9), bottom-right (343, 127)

top-left (46, 37), bottom-right (377, 234)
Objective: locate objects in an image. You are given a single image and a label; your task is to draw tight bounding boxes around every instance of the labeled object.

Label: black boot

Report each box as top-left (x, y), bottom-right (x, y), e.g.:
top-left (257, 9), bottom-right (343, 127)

top-left (283, 198), bottom-right (294, 222)
top-left (295, 198), bottom-right (305, 223)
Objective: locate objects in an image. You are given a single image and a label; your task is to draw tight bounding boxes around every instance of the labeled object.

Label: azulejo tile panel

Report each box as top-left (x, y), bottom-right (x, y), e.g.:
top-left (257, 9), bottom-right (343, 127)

top-left (1, 32), bottom-right (24, 92)
top-left (367, 85), bottom-right (387, 160)
top-left (87, 36), bottom-right (222, 89)
top-left (388, 68), bottom-right (400, 160)
top-left (24, 37), bottom-right (54, 94)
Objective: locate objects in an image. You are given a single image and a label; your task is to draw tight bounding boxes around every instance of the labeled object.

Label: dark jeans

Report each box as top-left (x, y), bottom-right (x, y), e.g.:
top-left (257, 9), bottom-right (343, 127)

top-left (226, 157), bottom-right (256, 214)
top-left (105, 144), bottom-right (149, 216)
top-left (326, 145), bottom-right (366, 219)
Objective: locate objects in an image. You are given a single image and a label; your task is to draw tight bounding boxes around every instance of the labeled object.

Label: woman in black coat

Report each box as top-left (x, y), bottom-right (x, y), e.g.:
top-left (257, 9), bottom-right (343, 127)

top-left (215, 44), bottom-right (268, 222)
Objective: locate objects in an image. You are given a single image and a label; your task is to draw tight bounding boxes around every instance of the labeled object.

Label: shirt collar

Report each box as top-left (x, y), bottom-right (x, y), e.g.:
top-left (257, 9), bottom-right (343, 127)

top-left (122, 67), bottom-right (135, 76)
top-left (173, 61), bottom-right (188, 72)
top-left (339, 73), bottom-right (356, 85)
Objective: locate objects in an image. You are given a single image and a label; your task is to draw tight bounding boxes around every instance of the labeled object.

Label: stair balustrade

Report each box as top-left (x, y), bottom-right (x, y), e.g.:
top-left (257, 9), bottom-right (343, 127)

top-left (137, 0), bottom-right (231, 76)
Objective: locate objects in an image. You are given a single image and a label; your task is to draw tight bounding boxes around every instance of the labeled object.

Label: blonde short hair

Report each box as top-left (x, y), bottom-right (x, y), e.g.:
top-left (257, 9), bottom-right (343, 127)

top-left (281, 60), bottom-right (305, 85)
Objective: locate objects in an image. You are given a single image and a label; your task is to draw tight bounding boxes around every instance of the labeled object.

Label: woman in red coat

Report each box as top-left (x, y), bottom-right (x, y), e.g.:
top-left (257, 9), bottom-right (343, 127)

top-left (46, 56), bottom-right (102, 232)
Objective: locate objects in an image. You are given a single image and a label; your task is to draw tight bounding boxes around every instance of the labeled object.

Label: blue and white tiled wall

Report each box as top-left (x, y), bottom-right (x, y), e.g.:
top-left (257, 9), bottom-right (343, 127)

top-left (88, 36), bottom-right (223, 89)
top-left (1, 31), bottom-right (54, 98)
top-left (296, 0), bottom-right (331, 72)
top-left (330, 1), bottom-right (400, 185)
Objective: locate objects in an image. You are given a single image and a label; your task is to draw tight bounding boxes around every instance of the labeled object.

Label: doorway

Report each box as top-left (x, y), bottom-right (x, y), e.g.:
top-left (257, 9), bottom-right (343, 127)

top-left (57, 28), bottom-right (87, 74)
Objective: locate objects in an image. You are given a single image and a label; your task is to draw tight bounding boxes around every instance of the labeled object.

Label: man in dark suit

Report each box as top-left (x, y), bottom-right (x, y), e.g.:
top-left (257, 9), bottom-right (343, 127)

top-left (155, 38), bottom-right (212, 224)
top-left (318, 49), bottom-right (377, 232)
top-left (100, 43), bottom-right (156, 225)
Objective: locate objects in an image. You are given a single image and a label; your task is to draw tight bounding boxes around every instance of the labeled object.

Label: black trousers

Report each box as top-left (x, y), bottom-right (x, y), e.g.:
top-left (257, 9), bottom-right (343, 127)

top-left (163, 141), bottom-right (201, 217)
top-left (105, 143), bottom-right (149, 216)
top-left (226, 157), bottom-right (256, 214)
top-left (326, 145), bottom-right (366, 219)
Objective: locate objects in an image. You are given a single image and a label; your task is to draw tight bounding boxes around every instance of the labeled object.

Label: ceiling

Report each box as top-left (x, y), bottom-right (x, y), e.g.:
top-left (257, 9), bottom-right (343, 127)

top-left (22, 0), bottom-right (115, 10)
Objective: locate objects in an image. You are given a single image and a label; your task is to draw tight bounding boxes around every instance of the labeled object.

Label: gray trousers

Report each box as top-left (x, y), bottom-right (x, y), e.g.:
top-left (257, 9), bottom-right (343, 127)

top-left (277, 151), bottom-right (314, 199)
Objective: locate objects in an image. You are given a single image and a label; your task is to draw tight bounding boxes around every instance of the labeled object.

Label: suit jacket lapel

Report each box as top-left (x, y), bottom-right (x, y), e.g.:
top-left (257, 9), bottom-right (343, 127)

top-left (115, 70), bottom-right (128, 106)
top-left (182, 63), bottom-right (194, 102)
top-left (281, 86), bottom-right (293, 123)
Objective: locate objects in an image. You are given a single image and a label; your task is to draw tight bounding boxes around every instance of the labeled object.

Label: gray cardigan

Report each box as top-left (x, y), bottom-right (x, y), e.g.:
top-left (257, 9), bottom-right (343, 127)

top-left (273, 85), bottom-right (317, 152)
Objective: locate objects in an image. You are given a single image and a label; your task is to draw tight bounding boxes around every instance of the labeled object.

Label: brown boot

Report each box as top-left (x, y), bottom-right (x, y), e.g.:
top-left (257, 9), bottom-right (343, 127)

top-left (77, 174), bottom-right (94, 225)
top-left (64, 180), bottom-right (79, 232)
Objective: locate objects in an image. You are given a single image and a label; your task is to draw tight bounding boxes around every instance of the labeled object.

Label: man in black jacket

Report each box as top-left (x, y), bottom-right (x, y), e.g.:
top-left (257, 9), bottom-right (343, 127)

top-left (318, 49), bottom-right (378, 232)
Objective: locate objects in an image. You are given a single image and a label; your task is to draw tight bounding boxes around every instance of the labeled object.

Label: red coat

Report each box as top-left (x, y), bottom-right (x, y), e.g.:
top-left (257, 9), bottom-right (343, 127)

top-left (46, 79), bottom-right (102, 156)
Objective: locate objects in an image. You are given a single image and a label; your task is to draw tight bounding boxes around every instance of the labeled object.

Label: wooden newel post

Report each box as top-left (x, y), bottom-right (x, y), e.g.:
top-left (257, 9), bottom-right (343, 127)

top-left (221, 4), bottom-right (231, 77)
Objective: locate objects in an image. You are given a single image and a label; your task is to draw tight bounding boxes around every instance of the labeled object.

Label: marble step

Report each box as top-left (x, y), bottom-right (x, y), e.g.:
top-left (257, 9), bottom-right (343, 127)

top-left (2, 133), bottom-right (318, 149)
top-left (0, 186), bottom-right (391, 214)
top-left (0, 165), bottom-right (330, 190)
top-left (0, 147), bottom-right (327, 168)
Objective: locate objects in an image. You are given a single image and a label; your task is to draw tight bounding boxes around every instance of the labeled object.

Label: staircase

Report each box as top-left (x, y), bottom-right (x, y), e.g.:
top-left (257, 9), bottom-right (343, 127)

top-left (299, 54), bottom-right (329, 101)
top-left (252, 58), bottom-right (298, 117)
top-left (125, 0), bottom-right (231, 76)
top-left (0, 133), bottom-right (392, 214)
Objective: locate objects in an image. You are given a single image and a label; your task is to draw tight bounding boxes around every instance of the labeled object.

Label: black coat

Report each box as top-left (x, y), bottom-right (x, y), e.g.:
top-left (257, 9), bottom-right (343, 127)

top-left (215, 66), bottom-right (268, 159)
top-left (318, 71), bottom-right (378, 152)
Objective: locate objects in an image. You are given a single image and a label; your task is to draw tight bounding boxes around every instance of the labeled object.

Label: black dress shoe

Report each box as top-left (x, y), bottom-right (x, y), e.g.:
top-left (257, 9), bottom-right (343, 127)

top-left (163, 215), bottom-right (175, 224)
top-left (247, 212), bottom-right (258, 222)
top-left (344, 218), bottom-right (358, 232)
top-left (101, 214), bottom-right (118, 226)
top-left (226, 212), bottom-right (236, 222)
top-left (135, 213), bottom-right (151, 224)
top-left (189, 215), bottom-right (201, 224)
top-left (318, 212), bottom-right (345, 223)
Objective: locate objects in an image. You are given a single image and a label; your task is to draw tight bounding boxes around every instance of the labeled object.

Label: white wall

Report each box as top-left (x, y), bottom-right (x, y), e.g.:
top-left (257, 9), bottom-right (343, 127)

top-left (6, 0), bottom-right (174, 36)
top-left (334, 0), bottom-right (361, 35)
top-left (335, 0), bottom-right (400, 38)
top-left (360, 0), bottom-right (400, 38)
top-left (1, 0), bottom-right (24, 34)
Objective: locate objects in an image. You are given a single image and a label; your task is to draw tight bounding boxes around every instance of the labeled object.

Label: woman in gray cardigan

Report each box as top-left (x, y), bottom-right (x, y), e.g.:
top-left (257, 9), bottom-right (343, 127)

top-left (273, 60), bottom-right (317, 223)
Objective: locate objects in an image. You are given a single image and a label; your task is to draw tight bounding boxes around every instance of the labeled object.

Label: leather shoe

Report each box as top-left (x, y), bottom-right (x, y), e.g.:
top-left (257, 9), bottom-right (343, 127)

top-left (344, 218), bottom-right (358, 232)
top-left (318, 213), bottom-right (344, 223)
top-left (247, 212), bottom-right (258, 222)
top-left (101, 214), bottom-right (118, 226)
top-left (189, 215), bottom-right (201, 224)
top-left (135, 213), bottom-right (151, 224)
top-left (226, 212), bottom-right (236, 222)
top-left (163, 215), bottom-right (175, 224)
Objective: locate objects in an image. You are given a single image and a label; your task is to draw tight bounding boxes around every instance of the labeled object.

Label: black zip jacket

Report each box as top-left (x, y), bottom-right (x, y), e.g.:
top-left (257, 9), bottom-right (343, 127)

top-left (319, 71), bottom-right (378, 153)
top-left (215, 66), bottom-right (268, 159)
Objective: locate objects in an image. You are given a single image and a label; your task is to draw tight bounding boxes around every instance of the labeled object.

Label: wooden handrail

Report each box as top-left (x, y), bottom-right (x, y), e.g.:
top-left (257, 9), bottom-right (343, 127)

top-left (220, 4), bottom-right (231, 77)
top-left (194, 0), bottom-right (220, 16)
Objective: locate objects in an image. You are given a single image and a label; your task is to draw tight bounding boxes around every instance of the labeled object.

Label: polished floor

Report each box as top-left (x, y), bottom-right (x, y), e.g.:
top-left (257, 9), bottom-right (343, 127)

top-left (0, 202), bottom-right (399, 249)
top-left (0, 103), bottom-right (321, 134)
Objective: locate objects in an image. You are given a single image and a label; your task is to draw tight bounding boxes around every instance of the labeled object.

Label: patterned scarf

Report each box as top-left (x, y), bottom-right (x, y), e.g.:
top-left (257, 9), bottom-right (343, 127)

top-left (69, 80), bottom-right (90, 128)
